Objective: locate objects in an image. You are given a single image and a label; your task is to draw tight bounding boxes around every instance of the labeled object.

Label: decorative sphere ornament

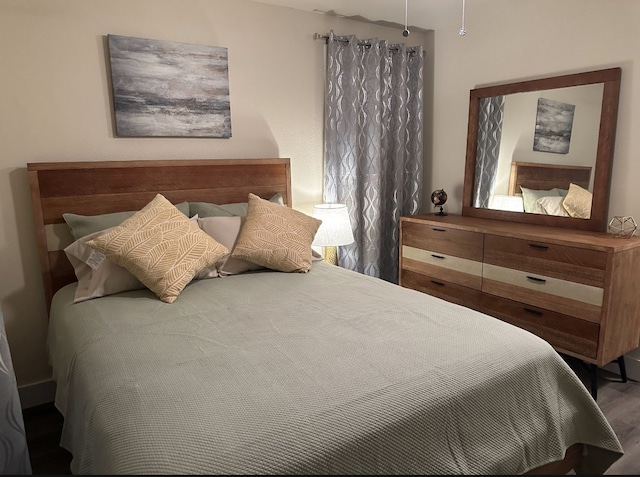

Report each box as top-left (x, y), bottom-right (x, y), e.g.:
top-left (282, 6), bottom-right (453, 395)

top-left (431, 189), bottom-right (448, 216)
top-left (608, 216), bottom-right (637, 238)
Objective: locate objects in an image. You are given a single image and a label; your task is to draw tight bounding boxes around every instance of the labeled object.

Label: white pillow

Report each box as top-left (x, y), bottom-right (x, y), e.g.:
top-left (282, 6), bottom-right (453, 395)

top-left (535, 196), bottom-right (570, 217)
top-left (197, 216), bottom-right (265, 277)
top-left (520, 186), bottom-right (560, 213)
top-left (64, 228), bottom-right (145, 303)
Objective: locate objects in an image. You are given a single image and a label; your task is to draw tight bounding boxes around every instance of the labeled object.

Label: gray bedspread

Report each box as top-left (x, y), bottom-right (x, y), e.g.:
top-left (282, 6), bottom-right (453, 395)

top-left (48, 261), bottom-right (623, 474)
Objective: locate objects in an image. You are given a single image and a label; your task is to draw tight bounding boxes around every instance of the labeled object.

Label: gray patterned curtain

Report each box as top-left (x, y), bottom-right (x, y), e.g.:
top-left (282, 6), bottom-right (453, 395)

top-left (0, 309), bottom-right (32, 475)
top-left (473, 95), bottom-right (505, 208)
top-left (323, 32), bottom-right (423, 284)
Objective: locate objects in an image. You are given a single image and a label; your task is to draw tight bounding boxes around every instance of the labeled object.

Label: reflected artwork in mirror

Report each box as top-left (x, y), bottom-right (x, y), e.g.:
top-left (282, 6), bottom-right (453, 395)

top-left (462, 67), bottom-right (621, 232)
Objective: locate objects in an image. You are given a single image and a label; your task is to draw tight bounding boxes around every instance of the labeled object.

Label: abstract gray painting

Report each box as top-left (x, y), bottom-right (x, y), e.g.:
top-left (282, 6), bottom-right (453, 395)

top-left (108, 35), bottom-right (231, 137)
top-left (533, 98), bottom-right (575, 154)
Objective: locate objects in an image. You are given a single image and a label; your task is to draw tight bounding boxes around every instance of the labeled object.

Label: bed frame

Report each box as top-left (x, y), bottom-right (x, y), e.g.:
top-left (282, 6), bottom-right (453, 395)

top-left (508, 161), bottom-right (592, 195)
top-left (27, 157), bottom-right (583, 475)
top-left (28, 158), bottom-right (291, 312)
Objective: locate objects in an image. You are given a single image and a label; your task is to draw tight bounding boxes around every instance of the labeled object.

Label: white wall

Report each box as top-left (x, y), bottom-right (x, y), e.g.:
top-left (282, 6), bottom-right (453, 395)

top-left (429, 0), bottom-right (640, 370)
top-left (0, 0), bottom-right (432, 394)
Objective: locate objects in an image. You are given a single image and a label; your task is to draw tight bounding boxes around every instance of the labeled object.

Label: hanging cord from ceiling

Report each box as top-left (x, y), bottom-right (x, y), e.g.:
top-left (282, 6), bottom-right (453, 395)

top-left (402, 0), bottom-right (410, 37)
top-left (459, 0), bottom-right (467, 36)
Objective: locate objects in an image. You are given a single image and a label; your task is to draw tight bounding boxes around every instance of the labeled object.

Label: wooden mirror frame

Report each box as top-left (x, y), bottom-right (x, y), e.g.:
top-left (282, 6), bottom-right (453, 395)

top-left (461, 67), bottom-right (621, 232)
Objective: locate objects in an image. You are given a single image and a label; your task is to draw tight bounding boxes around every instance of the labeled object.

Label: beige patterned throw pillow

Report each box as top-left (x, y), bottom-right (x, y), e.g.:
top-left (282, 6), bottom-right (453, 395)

top-left (197, 216), bottom-right (266, 276)
top-left (87, 194), bottom-right (229, 303)
top-left (562, 183), bottom-right (593, 219)
top-left (230, 193), bottom-right (321, 273)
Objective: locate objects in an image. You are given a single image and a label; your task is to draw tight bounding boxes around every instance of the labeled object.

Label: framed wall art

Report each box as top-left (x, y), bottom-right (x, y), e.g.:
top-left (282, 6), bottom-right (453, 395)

top-left (533, 97), bottom-right (575, 154)
top-left (107, 34), bottom-right (231, 138)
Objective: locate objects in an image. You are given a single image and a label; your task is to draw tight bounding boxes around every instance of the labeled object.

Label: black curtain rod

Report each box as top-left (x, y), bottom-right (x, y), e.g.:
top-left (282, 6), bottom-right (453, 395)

top-left (314, 33), bottom-right (371, 48)
top-left (314, 33), bottom-right (421, 56)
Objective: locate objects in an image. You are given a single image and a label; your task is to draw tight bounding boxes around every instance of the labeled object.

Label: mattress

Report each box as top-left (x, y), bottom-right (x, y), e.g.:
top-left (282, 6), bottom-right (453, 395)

top-left (47, 261), bottom-right (623, 474)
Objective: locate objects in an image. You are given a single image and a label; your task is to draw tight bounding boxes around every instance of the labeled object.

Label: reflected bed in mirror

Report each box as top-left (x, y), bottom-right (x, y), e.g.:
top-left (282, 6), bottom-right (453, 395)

top-left (489, 161), bottom-right (593, 218)
top-left (462, 67), bottom-right (621, 232)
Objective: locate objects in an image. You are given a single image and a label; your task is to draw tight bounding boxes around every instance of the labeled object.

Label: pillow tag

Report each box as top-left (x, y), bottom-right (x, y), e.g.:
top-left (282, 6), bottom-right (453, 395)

top-left (86, 250), bottom-right (106, 270)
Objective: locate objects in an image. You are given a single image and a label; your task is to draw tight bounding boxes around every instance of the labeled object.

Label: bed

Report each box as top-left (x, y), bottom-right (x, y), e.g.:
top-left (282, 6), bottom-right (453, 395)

top-left (28, 158), bottom-right (623, 475)
top-left (491, 161), bottom-right (593, 217)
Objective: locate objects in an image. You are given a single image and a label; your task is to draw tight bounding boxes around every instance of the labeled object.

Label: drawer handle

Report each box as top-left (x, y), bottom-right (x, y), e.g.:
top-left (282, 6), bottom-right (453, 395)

top-left (523, 307), bottom-right (543, 316)
top-left (526, 276), bottom-right (547, 284)
top-left (431, 254), bottom-right (445, 260)
top-left (529, 243), bottom-right (549, 251)
top-left (432, 228), bottom-right (447, 232)
top-left (430, 280), bottom-right (445, 286)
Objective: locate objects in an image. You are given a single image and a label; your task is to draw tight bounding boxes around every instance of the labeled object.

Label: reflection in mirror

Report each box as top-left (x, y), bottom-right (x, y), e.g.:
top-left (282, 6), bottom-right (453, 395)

top-left (462, 67), bottom-right (621, 232)
top-left (476, 83), bottom-right (603, 219)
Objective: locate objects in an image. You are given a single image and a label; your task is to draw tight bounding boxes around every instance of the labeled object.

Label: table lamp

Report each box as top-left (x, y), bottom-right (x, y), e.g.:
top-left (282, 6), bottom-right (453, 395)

top-left (312, 203), bottom-right (355, 265)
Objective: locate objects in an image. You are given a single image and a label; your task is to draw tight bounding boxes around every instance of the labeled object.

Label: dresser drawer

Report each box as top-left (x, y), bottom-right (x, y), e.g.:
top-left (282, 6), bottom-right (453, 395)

top-left (484, 235), bottom-right (607, 287)
top-left (401, 221), bottom-right (483, 261)
top-left (482, 263), bottom-right (603, 322)
top-left (401, 269), bottom-right (483, 311)
top-left (478, 294), bottom-right (599, 359)
top-left (402, 245), bottom-right (482, 290)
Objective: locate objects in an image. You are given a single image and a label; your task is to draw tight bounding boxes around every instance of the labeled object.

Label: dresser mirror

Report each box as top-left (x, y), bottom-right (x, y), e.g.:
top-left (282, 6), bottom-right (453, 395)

top-left (461, 67), bottom-right (621, 232)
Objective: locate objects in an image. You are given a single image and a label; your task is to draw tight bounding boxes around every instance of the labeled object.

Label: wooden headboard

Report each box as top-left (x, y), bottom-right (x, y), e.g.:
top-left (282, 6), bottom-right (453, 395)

top-left (508, 161), bottom-right (592, 195)
top-left (28, 158), bottom-right (292, 311)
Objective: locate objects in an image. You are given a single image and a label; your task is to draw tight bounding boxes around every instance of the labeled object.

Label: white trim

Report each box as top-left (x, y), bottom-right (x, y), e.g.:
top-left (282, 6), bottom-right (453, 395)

top-left (603, 354), bottom-right (640, 382)
top-left (18, 379), bottom-right (56, 409)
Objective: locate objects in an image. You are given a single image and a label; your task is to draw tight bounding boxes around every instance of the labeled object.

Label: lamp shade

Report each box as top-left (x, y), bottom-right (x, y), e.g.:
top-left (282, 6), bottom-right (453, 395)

top-left (312, 204), bottom-right (355, 247)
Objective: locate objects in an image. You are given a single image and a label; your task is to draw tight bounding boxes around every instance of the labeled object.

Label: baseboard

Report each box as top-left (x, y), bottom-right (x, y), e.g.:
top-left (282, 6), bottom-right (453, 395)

top-left (18, 379), bottom-right (56, 409)
top-left (603, 354), bottom-right (640, 382)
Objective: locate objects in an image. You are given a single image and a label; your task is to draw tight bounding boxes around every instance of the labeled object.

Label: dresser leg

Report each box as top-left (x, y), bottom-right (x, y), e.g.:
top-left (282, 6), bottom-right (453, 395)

top-left (616, 355), bottom-right (628, 383)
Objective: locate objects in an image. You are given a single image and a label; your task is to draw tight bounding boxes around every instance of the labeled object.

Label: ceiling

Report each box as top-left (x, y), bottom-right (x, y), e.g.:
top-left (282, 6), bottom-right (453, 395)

top-left (250, 0), bottom-right (465, 31)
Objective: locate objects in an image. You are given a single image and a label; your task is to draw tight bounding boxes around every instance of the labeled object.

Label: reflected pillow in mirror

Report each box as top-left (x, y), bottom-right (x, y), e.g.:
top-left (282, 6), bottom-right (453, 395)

top-left (535, 196), bottom-right (570, 217)
top-left (519, 186), bottom-right (561, 213)
top-left (562, 183), bottom-right (592, 219)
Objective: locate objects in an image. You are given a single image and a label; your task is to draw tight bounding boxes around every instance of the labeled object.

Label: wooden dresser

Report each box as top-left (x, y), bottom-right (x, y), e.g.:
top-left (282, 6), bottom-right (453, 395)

top-left (399, 214), bottom-right (640, 377)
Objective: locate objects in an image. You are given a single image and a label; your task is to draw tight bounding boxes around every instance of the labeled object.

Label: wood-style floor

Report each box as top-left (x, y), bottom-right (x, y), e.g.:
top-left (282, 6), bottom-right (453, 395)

top-left (22, 401), bottom-right (71, 475)
top-left (22, 363), bottom-right (640, 475)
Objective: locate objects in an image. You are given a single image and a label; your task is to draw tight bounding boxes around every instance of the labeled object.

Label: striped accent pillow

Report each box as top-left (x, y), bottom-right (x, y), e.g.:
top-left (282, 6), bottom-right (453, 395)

top-left (87, 194), bottom-right (229, 303)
